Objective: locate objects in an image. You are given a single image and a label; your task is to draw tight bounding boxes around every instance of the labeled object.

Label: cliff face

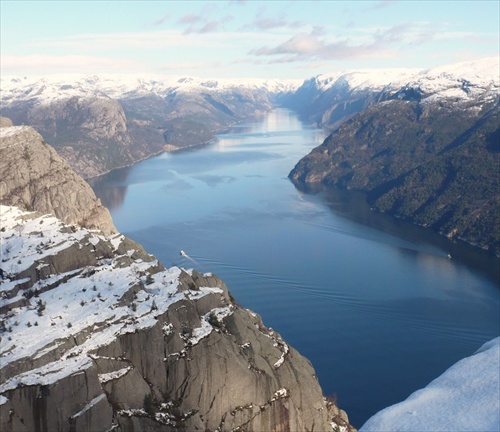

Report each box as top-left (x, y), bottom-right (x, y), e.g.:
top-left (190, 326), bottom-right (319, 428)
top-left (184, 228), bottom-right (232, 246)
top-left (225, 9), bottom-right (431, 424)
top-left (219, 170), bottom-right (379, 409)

top-left (0, 124), bottom-right (116, 235)
top-left (0, 125), bottom-right (353, 431)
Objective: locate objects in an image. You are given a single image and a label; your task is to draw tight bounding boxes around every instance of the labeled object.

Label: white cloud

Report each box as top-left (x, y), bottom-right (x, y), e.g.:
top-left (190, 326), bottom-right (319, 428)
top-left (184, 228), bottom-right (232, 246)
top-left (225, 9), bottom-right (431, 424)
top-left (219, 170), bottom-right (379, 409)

top-left (159, 60), bottom-right (222, 71)
top-left (248, 22), bottom-right (487, 64)
top-left (177, 14), bottom-right (203, 25)
top-left (367, 0), bottom-right (401, 11)
top-left (250, 32), bottom-right (397, 63)
top-left (146, 13), bottom-right (172, 27)
top-left (0, 54), bottom-right (144, 74)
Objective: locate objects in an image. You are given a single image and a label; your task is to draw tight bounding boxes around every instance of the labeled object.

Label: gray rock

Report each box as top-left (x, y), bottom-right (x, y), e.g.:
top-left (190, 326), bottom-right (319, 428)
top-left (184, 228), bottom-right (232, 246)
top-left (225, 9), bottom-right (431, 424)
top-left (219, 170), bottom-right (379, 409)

top-left (0, 117), bottom-right (13, 128)
top-left (0, 125), bottom-right (116, 234)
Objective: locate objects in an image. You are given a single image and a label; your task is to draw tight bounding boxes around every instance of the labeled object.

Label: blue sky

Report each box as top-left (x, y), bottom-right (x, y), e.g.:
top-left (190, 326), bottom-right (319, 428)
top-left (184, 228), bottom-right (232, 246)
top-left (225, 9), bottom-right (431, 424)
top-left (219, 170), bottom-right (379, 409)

top-left (1, 0), bottom-right (498, 78)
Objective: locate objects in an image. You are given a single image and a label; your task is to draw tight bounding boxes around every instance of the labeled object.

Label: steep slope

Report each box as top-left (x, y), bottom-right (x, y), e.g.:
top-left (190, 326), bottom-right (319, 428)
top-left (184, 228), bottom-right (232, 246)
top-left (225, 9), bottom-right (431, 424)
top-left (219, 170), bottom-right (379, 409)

top-left (0, 128), bottom-right (353, 431)
top-left (290, 58), bottom-right (500, 254)
top-left (0, 76), bottom-right (299, 178)
top-left (0, 124), bottom-right (116, 235)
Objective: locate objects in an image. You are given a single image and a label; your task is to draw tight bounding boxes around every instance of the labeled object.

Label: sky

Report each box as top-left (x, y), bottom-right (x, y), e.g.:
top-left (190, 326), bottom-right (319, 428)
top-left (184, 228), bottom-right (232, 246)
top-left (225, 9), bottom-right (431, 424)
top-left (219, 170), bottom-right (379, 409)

top-left (1, 0), bottom-right (499, 79)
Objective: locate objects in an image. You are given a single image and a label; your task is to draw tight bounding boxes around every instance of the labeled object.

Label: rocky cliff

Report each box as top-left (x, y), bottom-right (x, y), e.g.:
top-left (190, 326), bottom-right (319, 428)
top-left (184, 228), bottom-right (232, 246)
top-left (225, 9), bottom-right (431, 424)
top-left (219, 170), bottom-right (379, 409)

top-left (0, 124), bottom-right (116, 235)
top-left (0, 126), bottom-right (353, 431)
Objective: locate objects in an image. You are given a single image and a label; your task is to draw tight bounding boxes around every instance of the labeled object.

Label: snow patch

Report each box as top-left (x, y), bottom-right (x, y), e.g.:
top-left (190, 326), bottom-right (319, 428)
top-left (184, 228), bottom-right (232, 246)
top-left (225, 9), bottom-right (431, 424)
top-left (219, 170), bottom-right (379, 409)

top-left (0, 205), bottom-right (228, 396)
top-left (71, 393), bottom-right (107, 419)
top-left (98, 367), bottom-right (132, 384)
top-left (272, 388), bottom-right (289, 401)
top-left (360, 337), bottom-right (500, 432)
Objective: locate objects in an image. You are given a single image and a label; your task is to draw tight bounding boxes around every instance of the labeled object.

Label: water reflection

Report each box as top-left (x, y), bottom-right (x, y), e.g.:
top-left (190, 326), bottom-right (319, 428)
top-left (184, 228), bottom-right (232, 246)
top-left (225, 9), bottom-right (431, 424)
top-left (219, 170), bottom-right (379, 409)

top-left (295, 181), bottom-right (500, 284)
top-left (86, 167), bottom-right (131, 210)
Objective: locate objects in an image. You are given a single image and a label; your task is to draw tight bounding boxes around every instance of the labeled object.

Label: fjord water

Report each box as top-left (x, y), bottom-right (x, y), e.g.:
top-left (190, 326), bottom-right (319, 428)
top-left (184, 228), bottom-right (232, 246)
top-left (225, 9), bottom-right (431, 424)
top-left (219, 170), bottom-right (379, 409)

top-left (90, 109), bottom-right (499, 427)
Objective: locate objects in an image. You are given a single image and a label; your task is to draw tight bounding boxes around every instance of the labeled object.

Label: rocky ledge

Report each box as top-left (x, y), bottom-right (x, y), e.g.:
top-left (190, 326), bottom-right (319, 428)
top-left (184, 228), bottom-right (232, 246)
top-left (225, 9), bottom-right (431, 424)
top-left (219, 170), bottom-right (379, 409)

top-left (0, 206), bottom-right (353, 432)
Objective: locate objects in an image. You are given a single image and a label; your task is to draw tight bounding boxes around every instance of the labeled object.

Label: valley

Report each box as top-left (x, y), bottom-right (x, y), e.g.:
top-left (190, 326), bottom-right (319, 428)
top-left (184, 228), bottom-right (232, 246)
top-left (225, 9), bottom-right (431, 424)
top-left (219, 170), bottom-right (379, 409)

top-left (1, 57), bottom-right (498, 254)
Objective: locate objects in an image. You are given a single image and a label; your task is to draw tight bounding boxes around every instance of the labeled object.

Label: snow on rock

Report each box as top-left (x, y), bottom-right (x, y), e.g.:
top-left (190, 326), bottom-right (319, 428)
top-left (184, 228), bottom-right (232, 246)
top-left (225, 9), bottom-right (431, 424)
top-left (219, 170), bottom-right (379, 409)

top-left (360, 337), bottom-right (500, 432)
top-left (71, 393), bottom-right (107, 419)
top-left (0, 203), bottom-right (355, 432)
top-left (98, 367), bottom-right (132, 384)
top-left (0, 204), bottom-right (228, 390)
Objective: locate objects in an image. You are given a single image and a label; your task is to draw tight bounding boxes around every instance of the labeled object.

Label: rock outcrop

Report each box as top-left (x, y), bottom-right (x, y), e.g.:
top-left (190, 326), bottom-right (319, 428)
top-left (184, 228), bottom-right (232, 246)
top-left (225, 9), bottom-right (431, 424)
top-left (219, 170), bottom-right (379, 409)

top-left (0, 117), bottom-right (13, 128)
top-left (0, 125), bottom-right (354, 431)
top-left (0, 125), bottom-right (116, 235)
top-left (0, 205), bottom-right (352, 432)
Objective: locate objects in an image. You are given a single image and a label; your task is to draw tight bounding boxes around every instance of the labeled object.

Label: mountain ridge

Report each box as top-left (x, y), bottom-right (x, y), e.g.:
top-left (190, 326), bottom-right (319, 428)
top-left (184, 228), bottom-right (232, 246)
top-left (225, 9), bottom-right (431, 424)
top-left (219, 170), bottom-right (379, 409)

top-left (2, 57), bottom-right (497, 179)
top-left (1, 76), bottom-right (299, 178)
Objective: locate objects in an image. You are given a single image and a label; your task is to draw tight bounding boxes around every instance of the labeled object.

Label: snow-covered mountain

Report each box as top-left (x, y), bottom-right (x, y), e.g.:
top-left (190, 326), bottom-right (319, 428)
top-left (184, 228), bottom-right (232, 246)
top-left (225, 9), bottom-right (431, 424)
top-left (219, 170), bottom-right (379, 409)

top-left (289, 56), bottom-right (499, 129)
top-left (289, 57), bottom-right (500, 254)
top-left (0, 74), bottom-right (301, 106)
top-left (1, 57), bottom-right (497, 178)
top-left (0, 75), bottom-right (300, 178)
top-left (307, 57), bottom-right (498, 98)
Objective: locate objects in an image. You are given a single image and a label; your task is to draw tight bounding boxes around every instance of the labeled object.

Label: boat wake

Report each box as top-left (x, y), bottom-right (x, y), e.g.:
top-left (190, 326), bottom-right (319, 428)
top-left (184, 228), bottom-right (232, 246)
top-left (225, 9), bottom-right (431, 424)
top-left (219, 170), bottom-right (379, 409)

top-left (179, 250), bottom-right (201, 267)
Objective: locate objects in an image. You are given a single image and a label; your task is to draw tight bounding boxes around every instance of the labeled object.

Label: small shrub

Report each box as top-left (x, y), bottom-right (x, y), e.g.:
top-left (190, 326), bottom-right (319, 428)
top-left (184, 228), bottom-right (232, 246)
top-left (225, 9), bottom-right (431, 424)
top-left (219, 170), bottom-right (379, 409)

top-left (36, 299), bottom-right (46, 316)
top-left (208, 312), bottom-right (222, 329)
top-left (143, 394), bottom-right (156, 416)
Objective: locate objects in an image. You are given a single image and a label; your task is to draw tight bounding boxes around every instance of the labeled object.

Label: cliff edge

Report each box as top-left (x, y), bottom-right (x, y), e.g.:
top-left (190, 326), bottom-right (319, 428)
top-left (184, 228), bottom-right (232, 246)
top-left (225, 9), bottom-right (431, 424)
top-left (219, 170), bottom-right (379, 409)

top-left (0, 122), bottom-right (354, 431)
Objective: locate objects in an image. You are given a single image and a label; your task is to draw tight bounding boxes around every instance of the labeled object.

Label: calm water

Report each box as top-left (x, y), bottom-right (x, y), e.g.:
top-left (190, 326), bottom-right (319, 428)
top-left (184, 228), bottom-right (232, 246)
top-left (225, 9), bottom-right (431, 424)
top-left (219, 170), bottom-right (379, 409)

top-left (89, 109), bottom-right (500, 428)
